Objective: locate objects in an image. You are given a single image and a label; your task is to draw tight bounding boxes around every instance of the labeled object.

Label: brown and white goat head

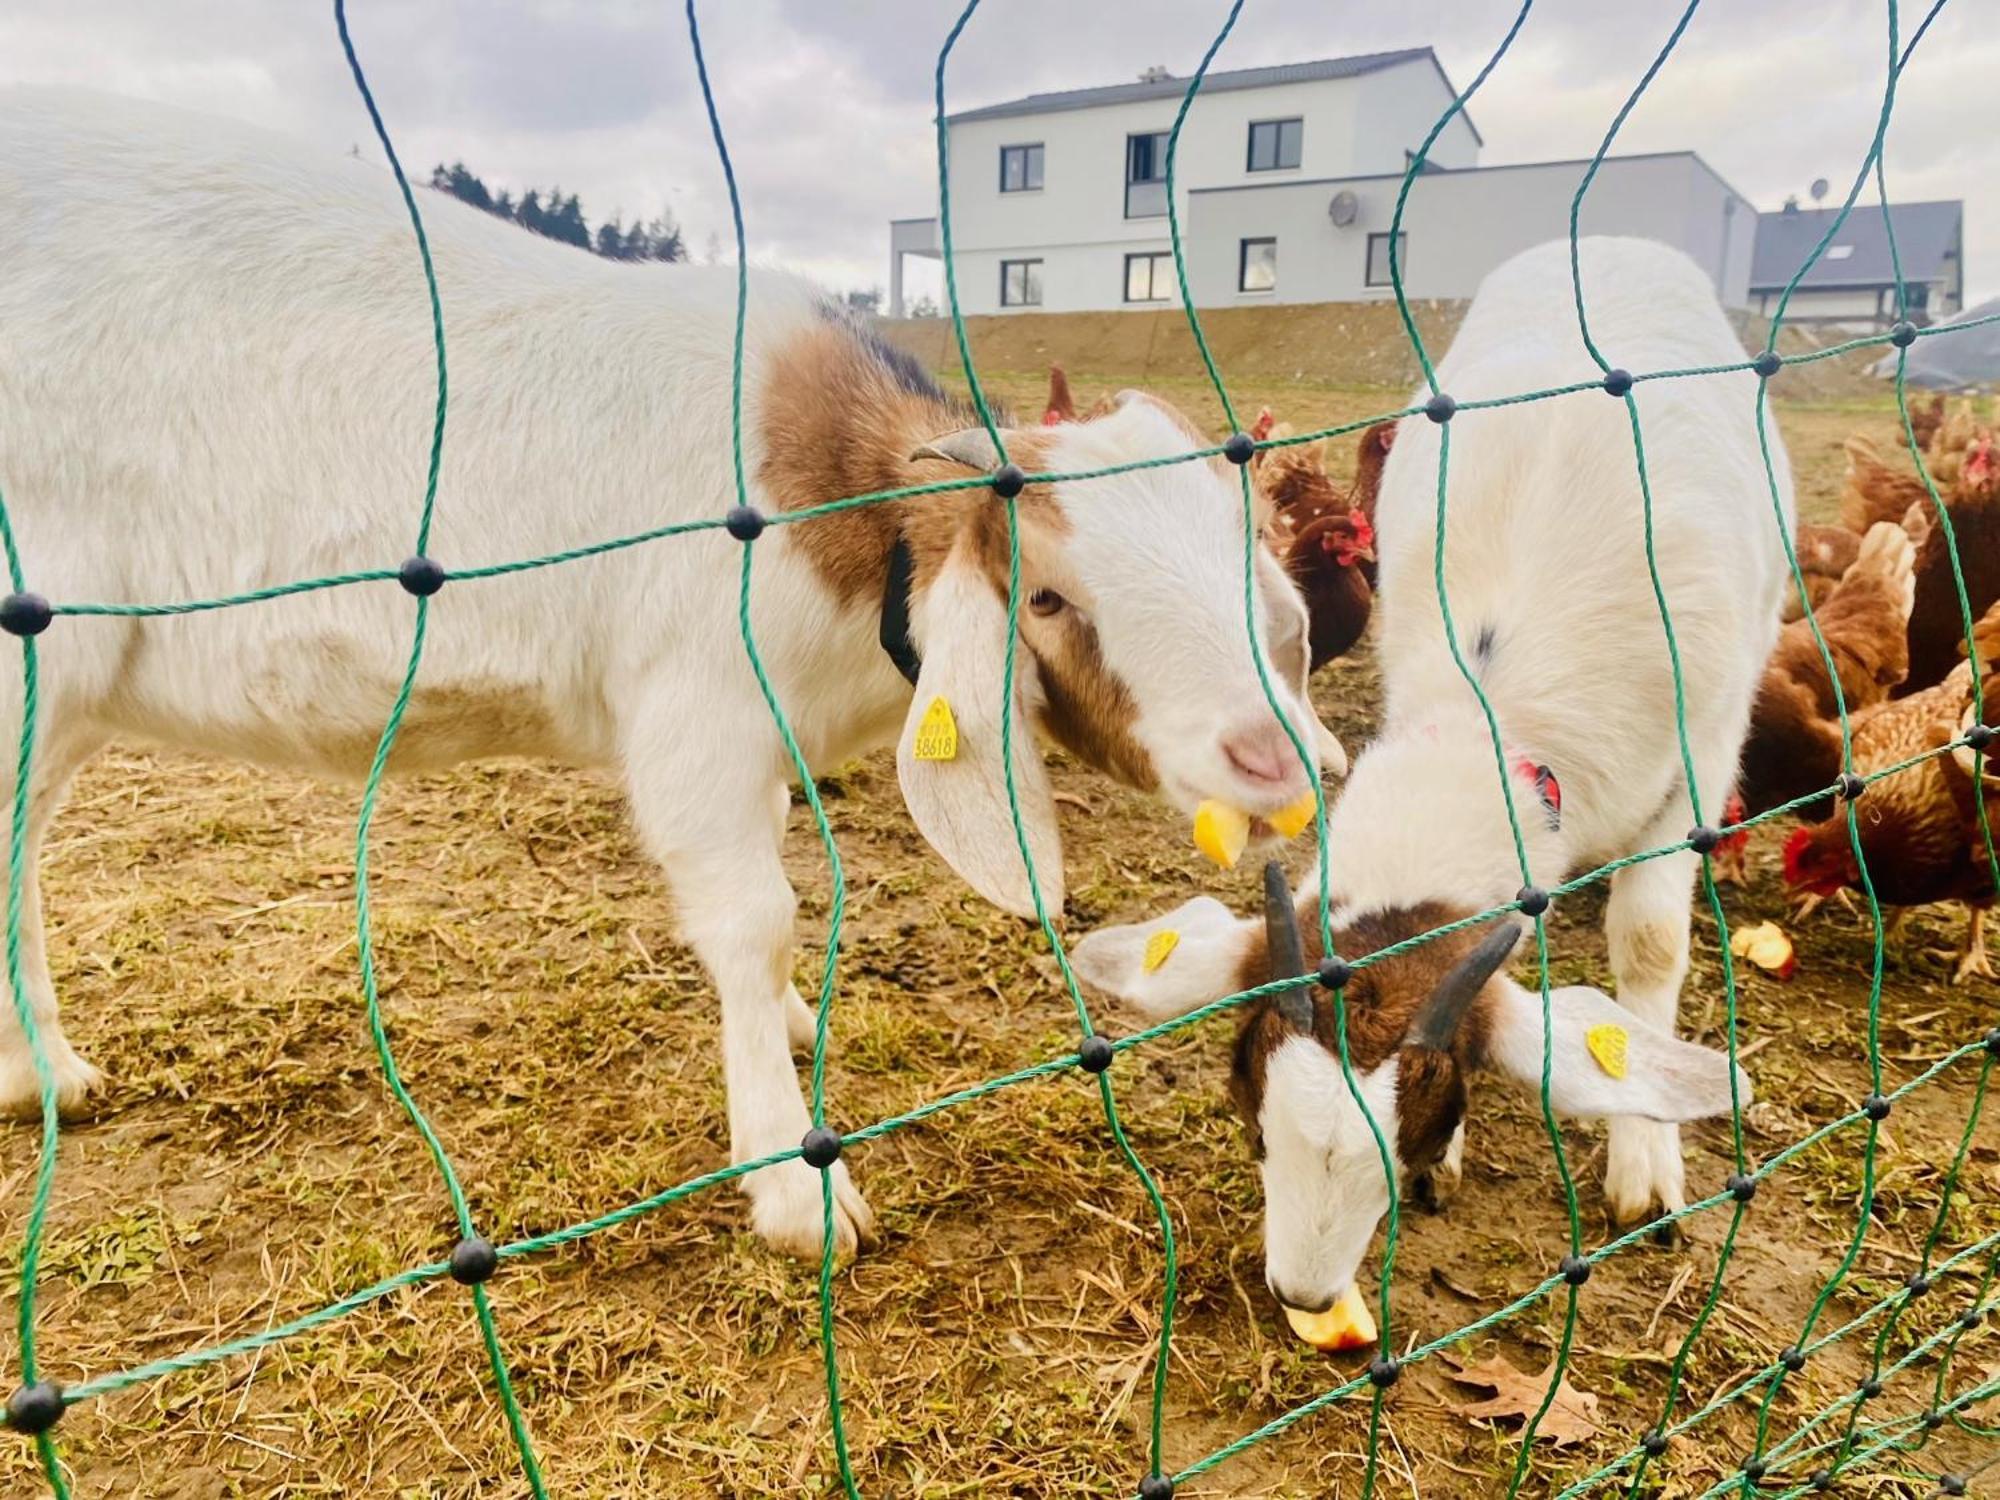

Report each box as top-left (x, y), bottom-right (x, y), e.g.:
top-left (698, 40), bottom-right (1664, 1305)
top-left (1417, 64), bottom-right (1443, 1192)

top-left (895, 392), bottom-right (1342, 919)
top-left (1070, 865), bottom-right (1747, 1317)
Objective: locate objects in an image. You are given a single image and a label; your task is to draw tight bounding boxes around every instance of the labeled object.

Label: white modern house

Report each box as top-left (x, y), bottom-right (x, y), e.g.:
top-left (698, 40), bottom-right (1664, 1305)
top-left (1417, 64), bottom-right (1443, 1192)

top-left (889, 49), bottom-right (1757, 315)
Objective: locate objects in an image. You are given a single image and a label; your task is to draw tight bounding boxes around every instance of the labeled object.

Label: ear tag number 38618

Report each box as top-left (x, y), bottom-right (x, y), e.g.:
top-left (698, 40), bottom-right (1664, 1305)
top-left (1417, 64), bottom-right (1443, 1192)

top-left (914, 696), bottom-right (958, 762)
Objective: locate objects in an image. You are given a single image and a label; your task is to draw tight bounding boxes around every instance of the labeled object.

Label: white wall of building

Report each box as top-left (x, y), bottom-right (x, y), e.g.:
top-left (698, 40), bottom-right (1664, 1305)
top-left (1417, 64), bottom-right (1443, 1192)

top-left (937, 56), bottom-right (1477, 315)
top-left (1183, 153), bottom-right (1755, 311)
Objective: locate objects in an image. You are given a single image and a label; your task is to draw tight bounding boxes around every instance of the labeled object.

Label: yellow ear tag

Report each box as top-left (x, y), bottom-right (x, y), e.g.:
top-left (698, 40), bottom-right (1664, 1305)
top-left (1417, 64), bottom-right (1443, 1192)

top-left (913, 696), bottom-right (958, 762)
top-left (1142, 929), bottom-right (1180, 973)
top-left (1586, 1023), bottom-right (1629, 1080)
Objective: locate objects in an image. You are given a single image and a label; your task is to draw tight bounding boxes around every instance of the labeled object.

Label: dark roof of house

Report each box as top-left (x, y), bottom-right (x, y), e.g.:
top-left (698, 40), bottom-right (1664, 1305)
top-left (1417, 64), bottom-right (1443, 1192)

top-left (1750, 200), bottom-right (1962, 291)
top-left (947, 48), bottom-right (1481, 143)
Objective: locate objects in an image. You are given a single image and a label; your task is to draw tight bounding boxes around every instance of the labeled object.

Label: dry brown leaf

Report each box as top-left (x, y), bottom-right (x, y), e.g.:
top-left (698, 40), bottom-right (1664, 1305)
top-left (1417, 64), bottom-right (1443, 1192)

top-left (1442, 1351), bottom-right (1601, 1448)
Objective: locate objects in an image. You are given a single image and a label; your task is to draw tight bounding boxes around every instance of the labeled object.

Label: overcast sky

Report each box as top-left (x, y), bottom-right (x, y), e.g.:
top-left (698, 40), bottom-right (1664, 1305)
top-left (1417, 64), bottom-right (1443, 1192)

top-left (4, 1), bottom-right (1994, 305)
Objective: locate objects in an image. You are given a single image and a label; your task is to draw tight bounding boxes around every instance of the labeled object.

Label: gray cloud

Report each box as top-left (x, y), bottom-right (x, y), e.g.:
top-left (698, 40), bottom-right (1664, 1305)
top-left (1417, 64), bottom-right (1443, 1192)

top-left (2, 1), bottom-right (1993, 303)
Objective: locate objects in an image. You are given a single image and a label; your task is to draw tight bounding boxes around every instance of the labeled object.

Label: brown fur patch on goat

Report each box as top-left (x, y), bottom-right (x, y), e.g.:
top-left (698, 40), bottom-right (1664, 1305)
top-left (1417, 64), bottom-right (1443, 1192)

top-left (1228, 902), bottom-right (1502, 1157)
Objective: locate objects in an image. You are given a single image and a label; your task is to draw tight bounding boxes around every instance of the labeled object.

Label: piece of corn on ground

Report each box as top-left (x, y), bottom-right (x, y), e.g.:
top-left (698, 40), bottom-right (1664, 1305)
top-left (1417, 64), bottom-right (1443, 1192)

top-left (1282, 1284), bottom-right (1378, 1352)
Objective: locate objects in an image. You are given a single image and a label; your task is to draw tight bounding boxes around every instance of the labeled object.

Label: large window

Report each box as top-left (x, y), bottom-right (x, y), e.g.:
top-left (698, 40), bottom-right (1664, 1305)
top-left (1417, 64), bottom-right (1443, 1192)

top-left (1124, 252), bottom-right (1174, 303)
top-left (999, 143), bottom-right (1044, 193)
top-left (1000, 258), bottom-right (1043, 308)
top-left (1239, 237), bottom-right (1277, 294)
top-left (1365, 232), bottom-right (1406, 288)
top-left (1247, 118), bottom-right (1303, 172)
top-left (1125, 131), bottom-right (1169, 219)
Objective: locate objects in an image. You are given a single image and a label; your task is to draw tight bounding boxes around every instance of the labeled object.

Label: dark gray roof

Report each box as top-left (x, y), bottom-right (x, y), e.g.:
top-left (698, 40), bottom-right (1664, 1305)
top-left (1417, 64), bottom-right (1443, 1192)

top-left (947, 48), bottom-right (1480, 142)
top-left (1750, 200), bottom-right (1962, 291)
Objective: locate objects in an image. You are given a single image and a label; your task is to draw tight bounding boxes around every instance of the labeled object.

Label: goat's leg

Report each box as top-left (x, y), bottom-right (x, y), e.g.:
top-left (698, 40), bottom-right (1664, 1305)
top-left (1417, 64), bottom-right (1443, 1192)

top-left (624, 734), bottom-right (875, 1260)
top-left (0, 730), bottom-right (105, 1117)
top-left (1602, 840), bottom-right (1701, 1234)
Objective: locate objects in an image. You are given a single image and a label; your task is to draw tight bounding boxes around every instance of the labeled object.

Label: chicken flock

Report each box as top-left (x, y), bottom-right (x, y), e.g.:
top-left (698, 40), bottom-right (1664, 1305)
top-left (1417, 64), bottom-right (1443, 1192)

top-left (1043, 371), bottom-right (2000, 987)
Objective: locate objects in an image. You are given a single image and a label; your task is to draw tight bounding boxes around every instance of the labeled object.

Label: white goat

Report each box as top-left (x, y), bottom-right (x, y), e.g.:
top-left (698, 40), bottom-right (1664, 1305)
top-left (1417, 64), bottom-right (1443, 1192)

top-left (1075, 236), bottom-right (1786, 1316)
top-left (0, 90), bottom-right (1341, 1257)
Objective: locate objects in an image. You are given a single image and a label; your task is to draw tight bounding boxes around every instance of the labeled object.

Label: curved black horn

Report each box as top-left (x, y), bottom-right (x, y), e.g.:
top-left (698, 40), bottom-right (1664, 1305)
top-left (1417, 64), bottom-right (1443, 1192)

top-left (1263, 861), bottom-right (1315, 1032)
top-left (1407, 921), bottom-right (1521, 1051)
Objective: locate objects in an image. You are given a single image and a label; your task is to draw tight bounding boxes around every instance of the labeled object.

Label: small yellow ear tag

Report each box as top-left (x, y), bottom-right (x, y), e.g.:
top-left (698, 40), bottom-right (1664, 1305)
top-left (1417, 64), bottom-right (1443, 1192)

top-left (1586, 1023), bottom-right (1629, 1080)
top-left (913, 696), bottom-right (958, 761)
top-left (1142, 929), bottom-right (1180, 973)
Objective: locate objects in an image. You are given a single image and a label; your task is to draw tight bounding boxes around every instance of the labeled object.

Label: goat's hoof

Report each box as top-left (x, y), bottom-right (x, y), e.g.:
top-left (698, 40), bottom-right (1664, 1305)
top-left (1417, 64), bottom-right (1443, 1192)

top-left (0, 1041), bottom-right (104, 1121)
top-left (1648, 1217), bottom-right (1688, 1250)
top-left (750, 1157), bottom-right (878, 1262)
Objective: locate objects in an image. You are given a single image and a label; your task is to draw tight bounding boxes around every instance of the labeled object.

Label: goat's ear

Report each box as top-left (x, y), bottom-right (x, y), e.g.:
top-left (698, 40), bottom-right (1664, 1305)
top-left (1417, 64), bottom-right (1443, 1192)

top-left (1483, 983), bottom-right (1751, 1123)
top-left (1070, 896), bottom-right (1254, 1020)
top-left (910, 427), bottom-right (1005, 472)
top-left (897, 546), bottom-right (1061, 919)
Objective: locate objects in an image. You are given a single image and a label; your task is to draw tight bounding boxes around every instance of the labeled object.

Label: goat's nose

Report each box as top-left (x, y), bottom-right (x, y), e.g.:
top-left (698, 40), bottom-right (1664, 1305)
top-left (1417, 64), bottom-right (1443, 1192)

top-left (1268, 1276), bottom-right (1336, 1315)
top-left (1222, 721), bottom-right (1303, 790)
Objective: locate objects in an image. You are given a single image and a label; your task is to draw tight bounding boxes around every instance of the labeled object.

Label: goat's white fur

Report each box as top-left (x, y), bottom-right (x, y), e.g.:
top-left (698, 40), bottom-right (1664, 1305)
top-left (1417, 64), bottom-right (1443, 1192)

top-left (1077, 236), bottom-right (1782, 1303)
top-left (0, 90), bottom-right (1335, 1257)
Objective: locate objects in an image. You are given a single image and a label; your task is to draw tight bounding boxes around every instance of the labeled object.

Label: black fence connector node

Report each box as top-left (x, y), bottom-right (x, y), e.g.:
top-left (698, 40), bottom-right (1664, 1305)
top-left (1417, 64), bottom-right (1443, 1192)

top-left (1688, 825), bottom-right (1722, 854)
top-left (1967, 723), bottom-right (1995, 751)
top-left (1940, 1474), bottom-right (1968, 1496)
top-left (1921, 1409), bottom-right (1945, 1431)
top-left (1839, 773), bottom-right (1866, 801)
top-left (0, 592), bottom-right (52, 637)
top-left (1317, 956), bottom-right (1351, 991)
top-left (449, 1236), bottom-right (499, 1285)
top-left (1862, 1093), bottom-right (1891, 1122)
top-left (1078, 1034), bottom-right (1114, 1074)
top-left (1907, 1272), bottom-right (1933, 1297)
top-left (990, 463), bottom-right (1027, 499)
top-left (1741, 1458), bottom-right (1767, 1482)
top-left (724, 505), bottom-right (766, 541)
top-left (397, 556), bottom-right (447, 596)
top-left (1139, 1474), bottom-right (1175, 1500)
top-left (1641, 1430), bottom-right (1668, 1458)
top-left (1368, 1356), bottom-right (1400, 1388)
top-left (1560, 1254), bottom-right (1591, 1287)
top-left (1601, 368), bottom-right (1634, 397)
top-left (801, 1126), bottom-right (842, 1168)
top-left (1983, 1025), bottom-right (2000, 1057)
top-left (1423, 393), bottom-right (1457, 424)
top-left (1960, 1305), bottom-right (1985, 1331)
top-left (1889, 320), bottom-right (1919, 348)
top-left (4, 1382), bottom-right (62, 1435)
top-left (1779, 1346), bottom-right (1806, 1372)
top-left (1809, 1471), bottom-right (1833, 1492)
top-left (1727, 1172), bottom-right (1758, 1203)
top-left (1752, 350), bottom-right (1783, 379)
top-left (1222, 432), bottom-right (1256, 465)
top-left (1859, 1377), bottom-right (1882, 1399)
top-left (1516, 885), bottom-right (1550, 917)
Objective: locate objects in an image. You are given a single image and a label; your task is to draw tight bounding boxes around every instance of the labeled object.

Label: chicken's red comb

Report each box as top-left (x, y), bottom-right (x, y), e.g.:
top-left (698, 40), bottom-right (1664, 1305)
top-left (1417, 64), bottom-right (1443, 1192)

top-left (1347, 507), bottom-right (1375, 550)
top-left (1250, 407), bottom-right (1274, 443)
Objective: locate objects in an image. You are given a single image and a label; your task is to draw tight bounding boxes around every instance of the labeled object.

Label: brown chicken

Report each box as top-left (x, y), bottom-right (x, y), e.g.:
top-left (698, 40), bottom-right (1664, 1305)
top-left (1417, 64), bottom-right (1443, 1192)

top-left (1737, 521), bottom-right (1916, 821)
top-left (1924, 397), bottom-right (1985, 490)
top-left (1840, 435), bottom-right (1934, 535)
top-left (1256, 423), bottom-right (1381, 669)
top-left (1780, 522), bottom-right (1862, 623)
top-left (1901, 429), bottom-right (2000, 696)
top-left (1783, 600), bottom-right (2000, 983)
top-left (1907, 391), bottom-right (1946, 453)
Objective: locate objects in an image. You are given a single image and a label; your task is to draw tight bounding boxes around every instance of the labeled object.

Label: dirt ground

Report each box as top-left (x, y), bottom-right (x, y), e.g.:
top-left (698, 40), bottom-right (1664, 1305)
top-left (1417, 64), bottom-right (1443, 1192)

top-left (2, 344), bottom-right (1996, 1498)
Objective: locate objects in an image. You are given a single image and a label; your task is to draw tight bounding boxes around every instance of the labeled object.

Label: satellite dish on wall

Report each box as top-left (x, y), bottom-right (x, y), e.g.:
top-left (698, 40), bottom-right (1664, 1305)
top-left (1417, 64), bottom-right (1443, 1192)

top-left (1328, 189), bottom-right (1358, 228)
top-left (1810, 177), bottom-right (1830, 204)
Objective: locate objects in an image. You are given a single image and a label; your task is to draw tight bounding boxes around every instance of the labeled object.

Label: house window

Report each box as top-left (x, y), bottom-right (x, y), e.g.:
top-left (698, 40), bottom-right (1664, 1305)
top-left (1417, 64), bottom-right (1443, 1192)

top-left (1247, 118), bottom-right (1303, 172)
top-left (1239, 237), bottom-right (1277, 294)
top-left (999, 144), bottom-right (1044, 193)
top-left (1126, 131), bottom-right (1169, 219)
top-left (1365, 232), bottom-right (1406, 288)
top-left (1125, 252), bottom-right (1174, 303)
top-left (1000, 258), bottom-right (1043, 308)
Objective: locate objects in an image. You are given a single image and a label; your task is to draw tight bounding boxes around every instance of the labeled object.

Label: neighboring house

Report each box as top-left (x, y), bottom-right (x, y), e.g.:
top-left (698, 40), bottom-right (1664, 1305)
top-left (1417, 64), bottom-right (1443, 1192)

top-left (888, 48), bottom-right (1483, 317)
top-left (1184, 151), bottom-right (1754, 309)
top-left (1749, 199), bottom-right (1964, 329)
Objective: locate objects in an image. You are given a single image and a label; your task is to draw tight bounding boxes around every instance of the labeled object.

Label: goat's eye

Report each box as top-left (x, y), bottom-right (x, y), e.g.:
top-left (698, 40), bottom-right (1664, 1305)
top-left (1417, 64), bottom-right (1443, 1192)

top-left (1028, 589), bottom-right (1067, 618)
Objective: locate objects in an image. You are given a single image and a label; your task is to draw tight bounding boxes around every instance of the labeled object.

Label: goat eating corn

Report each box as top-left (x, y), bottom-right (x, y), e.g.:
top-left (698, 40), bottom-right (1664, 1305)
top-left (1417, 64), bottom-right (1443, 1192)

top-left (0, 90), bottom-right (1340, 1258)
top-left (1075, 237), bottom-right (1778, 1320)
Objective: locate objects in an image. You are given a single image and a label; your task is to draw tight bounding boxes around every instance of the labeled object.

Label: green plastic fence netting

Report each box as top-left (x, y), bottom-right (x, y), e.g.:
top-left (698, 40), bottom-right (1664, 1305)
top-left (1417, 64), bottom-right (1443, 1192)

top-left (3, 1), bottom-right (1997, 1496)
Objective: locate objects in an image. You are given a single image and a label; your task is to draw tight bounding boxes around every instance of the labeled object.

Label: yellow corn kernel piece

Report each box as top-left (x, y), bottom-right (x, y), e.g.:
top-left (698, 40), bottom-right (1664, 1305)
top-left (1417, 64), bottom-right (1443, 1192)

top-left (913, 696), bottom-right (958, 761)
top-left (1142, 929), bottom-right (1179, 973)
top-left (1267, 790), bottom-right (1320, 840)
top-left (1192, 800), bottom-right (1252, 869)
top-left (1585, 1023), bottom-right (1629, 1080)
top-left (1284, 1284), bottom-right (1378, 1353)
